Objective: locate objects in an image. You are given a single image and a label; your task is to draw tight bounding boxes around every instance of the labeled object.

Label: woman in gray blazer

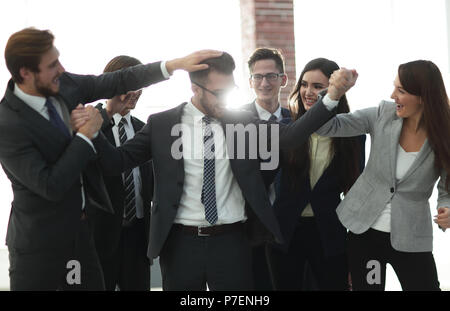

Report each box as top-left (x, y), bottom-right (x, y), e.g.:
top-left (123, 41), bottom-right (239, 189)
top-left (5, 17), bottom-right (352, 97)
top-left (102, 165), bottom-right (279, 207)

top-left (316, 60), bottom-right (450, 291)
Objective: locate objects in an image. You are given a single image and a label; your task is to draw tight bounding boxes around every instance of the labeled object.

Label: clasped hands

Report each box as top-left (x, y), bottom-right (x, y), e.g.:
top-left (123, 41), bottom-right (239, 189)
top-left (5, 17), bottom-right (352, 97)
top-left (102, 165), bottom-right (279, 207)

top-left (327, 68), bottom-right (359, 100)
top-left (71, 104), bottom-right (103, 140)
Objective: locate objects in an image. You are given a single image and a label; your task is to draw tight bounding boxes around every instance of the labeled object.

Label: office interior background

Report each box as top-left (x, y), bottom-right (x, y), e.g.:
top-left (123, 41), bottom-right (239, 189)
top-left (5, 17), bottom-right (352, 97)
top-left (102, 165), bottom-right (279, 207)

top-left (0, 0), bottom-right (449, 290)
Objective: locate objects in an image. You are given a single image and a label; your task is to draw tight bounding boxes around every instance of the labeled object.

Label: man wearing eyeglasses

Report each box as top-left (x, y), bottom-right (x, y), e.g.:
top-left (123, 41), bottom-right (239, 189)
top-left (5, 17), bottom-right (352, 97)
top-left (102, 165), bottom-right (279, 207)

top-left (74, 52), bottom-right (357, 290)
top-left (90, 55), bottom-right (154, 291)
top-left (245, 48), bottom-right (290, 124)
top-left (242, 48), bottom-right (291, 290)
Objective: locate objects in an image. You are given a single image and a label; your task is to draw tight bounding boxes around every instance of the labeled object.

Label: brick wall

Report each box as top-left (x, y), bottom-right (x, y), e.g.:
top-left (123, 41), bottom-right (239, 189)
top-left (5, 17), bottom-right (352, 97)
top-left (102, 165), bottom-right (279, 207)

top-left (240, 0), bottom-right (296, 107)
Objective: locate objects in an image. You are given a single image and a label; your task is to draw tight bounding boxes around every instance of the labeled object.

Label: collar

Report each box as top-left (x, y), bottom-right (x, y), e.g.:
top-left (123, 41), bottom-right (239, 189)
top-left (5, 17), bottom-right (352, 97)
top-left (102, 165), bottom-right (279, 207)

top-left (310, 132), bottom-right (332, 141)
top-left (253, 101), bottom-right (282, 121)
top-left (185, 99), bottom-right (219, 124)
top-left (113, 111), bottom-right (132, 126)
top-left (13, 83), bottom-right (47, 115)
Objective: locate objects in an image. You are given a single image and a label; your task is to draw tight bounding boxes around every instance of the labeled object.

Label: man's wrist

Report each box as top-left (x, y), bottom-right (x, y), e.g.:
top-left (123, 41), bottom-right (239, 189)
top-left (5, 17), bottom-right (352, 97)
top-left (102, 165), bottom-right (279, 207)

top-left (322, 94), bottom-right (339, 111)
top-left (165, 58), bottom-right (180, 75)
top-left (77, 130), bottom-right (93, 140)
top-left (327, 88), bottom-right (341, 101)
top-left (160, 61), bottom-right (171, 78)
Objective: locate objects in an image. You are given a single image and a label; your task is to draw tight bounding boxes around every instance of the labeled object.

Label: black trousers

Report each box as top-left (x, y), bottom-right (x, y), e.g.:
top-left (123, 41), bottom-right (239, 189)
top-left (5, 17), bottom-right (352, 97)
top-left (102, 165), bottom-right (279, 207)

top-left (159, 223), bottom-right (253, 291)
top-left (9, 218), bottom-right (104, 291)
top-left (347, 229), bottom-right (440, 291)
top-left (266, 217), bottom-right (348, 291)
top-left (99, 219), bottom-right (150, 291)
top-left (251, 243), bottom-right (273, 290)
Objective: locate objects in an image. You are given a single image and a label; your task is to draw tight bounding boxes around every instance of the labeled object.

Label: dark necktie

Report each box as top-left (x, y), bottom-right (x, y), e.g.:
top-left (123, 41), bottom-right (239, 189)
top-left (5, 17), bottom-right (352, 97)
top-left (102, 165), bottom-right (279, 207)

top-left (45, 98), bottom-right (71, 138)
top-left (268, 114), bottom-right (277, 122)
top-left (201, 116), bottom-right (218, 225)
top-left (118, 117), bottom-right (136, 223)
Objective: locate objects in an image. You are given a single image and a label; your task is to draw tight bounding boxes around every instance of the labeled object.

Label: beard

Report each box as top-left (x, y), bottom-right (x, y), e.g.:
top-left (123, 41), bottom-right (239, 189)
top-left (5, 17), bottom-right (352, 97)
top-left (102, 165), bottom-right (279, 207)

top-left (199, 94), bottom-right (225, 119)
top-left (34, 75), bottom-right (59, 97)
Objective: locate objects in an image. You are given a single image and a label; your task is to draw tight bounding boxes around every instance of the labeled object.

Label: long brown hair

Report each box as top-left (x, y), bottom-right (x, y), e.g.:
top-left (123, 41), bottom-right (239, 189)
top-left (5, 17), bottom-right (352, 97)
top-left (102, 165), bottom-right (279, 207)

top-left (286, 58), bottom-right (362, 193)
top-left (398, 60), bottom-right (450, 190)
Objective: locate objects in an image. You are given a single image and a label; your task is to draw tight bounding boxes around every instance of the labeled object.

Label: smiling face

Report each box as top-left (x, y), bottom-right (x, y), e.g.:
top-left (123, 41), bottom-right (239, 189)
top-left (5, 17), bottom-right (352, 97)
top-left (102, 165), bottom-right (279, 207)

top-left (391, 75), bottom-right (423, 120)
top-left (249, 59), bottom-right (287, 107)
top-left (23, 46), bottom-right (65, 97)
top-left (300, 69), bottom-right (329, 111)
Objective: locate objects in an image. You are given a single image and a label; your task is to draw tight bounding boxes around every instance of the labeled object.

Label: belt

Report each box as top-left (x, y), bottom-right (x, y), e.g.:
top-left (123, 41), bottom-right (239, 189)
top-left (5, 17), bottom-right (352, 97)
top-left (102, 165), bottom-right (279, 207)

top-left (172, 221), bottom-right (244, 237)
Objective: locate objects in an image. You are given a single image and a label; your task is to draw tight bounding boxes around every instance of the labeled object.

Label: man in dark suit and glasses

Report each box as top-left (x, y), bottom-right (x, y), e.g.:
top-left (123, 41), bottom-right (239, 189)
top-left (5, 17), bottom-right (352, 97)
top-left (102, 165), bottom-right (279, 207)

top-left (91, 55), bottom-right (154, 291)
top-left (241, 47), bottom-right (291, 290)
top-left (72, 52), bottom-right (357, 290)
top-left (0, 27), bottom-right (221, 290)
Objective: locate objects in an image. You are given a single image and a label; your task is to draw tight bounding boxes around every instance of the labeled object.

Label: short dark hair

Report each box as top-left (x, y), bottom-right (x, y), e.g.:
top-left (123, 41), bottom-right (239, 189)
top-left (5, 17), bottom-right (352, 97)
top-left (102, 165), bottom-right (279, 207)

top-left (247, 47), bottom-right (285, 74)
top-left (189, 52), bottom-right (235, 83)
top-left (4, 27), bottom-right (54, 83)
top-left (103, 55), bottom-right (142, 73)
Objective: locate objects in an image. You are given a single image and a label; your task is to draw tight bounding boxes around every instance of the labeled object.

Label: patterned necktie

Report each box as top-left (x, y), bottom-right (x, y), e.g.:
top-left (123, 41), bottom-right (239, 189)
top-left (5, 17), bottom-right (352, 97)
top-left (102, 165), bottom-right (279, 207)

top-left (45, 98), bottom-right (71, 138)
top-left (201, 116), bottom-right (218, 225)
top-left (268, 114), bottom-right (277, 122)
top-left (118, 117), bottom-right (136, 223)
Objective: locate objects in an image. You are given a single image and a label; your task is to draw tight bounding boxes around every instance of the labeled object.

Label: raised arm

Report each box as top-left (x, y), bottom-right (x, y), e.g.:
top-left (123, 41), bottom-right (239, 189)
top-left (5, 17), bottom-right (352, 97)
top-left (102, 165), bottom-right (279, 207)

top-left (91, 116), bottom-right (154, 176)
top-left (315, 104), bottom-right (379, 137)
top-left (61, 50), bottom-right (223, 112)
top-left (278, 68), bottom-right (359, 150)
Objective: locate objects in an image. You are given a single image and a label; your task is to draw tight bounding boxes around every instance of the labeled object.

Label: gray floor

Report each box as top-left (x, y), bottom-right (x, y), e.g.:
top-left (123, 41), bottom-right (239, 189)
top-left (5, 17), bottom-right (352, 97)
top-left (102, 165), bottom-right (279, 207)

top-left (0, 248), bottom-right (162, 291)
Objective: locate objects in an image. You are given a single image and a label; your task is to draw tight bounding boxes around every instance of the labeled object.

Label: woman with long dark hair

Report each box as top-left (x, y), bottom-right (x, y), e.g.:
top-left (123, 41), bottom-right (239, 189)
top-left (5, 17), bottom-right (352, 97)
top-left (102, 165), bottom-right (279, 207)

top-left (266, 58), bottom-right (365, 290)
top-left (316, 60), bottom-right (450, 290)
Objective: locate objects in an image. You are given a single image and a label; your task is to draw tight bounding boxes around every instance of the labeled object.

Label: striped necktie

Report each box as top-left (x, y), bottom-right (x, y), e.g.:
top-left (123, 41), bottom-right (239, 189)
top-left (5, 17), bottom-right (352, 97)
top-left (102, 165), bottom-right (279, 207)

top-left (268, 114), bottom-right (277, 122)
top-left (118, 117), bottom-right (136, 223)
top-left (201, 116), bottom-right (218, 225)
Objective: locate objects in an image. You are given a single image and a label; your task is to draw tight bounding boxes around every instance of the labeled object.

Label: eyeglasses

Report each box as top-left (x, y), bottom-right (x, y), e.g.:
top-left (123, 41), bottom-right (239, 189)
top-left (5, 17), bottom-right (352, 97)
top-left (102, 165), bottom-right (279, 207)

top-left (250, 73), bottom-right (285, 82)
top-left (192, 81), bottom-right (237, 99)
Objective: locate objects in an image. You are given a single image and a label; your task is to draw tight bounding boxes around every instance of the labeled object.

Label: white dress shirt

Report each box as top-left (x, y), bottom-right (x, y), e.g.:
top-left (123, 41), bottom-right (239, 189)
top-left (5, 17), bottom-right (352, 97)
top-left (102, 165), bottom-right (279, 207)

top-left (254, 101), bottom-right (282, 121)
top-left (112, 113), bottom-right (145, 219)
top-left (174, 101), bottom-right (246, 226)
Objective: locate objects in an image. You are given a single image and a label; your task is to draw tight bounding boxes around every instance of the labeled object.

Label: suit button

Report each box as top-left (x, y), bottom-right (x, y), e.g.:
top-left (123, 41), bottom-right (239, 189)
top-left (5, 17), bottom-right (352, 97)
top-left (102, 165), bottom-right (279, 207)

top-left (390, 187), bottom-right (394, 193)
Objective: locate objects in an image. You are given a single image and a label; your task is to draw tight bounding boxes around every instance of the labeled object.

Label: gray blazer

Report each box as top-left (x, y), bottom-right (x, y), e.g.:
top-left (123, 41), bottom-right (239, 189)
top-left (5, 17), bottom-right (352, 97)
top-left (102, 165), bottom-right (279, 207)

top-left (316, 100), bottom-right (450, 252)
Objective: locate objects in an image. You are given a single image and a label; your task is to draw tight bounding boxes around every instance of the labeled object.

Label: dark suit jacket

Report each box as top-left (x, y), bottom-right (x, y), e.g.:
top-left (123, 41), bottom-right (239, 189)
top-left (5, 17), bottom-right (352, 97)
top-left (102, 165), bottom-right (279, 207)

top-left (273, 116), bottom-right (366, 257)
top-left (93, 99), bottom-right (335, 262)
top-left (0, 62), bottom-right (166, 251)
top-left (91, 105), bottom-right (154, 259)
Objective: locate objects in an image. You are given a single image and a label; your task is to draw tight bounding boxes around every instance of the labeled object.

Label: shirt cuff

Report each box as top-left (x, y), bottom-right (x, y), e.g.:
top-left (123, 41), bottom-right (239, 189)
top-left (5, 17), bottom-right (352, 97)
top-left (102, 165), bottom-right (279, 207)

top-left (160, 61), bottom-right (171, 78)
top-left (322, 94), bottom-right (339, 111)
top-left (76, 132), bottom-right (97, 154)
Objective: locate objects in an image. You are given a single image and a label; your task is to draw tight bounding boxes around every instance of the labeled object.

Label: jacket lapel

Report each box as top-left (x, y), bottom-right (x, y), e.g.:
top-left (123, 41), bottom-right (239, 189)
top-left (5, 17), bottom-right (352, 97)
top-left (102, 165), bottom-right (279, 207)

top-left (169, 103), bottom-right (187, 179)
top-left (397, 139), bottom-right (431, 184)
top-left (390, 116), bottom-right (403, 183)
top-left (5, 83), bottom-right (69, 146)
